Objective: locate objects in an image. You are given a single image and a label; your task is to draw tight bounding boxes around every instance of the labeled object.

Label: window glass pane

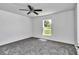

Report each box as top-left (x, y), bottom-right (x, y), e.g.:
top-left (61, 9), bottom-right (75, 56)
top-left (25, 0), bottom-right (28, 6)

top-left (42, 19), bottom-right (52, 36)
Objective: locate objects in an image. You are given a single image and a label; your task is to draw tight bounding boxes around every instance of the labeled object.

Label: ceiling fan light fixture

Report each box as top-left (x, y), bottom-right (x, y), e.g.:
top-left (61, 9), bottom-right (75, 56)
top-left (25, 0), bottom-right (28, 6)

top-left (19, 5), bottom-right (42, 15)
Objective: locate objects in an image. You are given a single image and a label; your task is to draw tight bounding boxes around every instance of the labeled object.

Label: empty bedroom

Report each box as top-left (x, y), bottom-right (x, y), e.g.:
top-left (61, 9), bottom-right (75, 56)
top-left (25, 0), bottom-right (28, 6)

top-left (0, 3), bottom-right (78, 55)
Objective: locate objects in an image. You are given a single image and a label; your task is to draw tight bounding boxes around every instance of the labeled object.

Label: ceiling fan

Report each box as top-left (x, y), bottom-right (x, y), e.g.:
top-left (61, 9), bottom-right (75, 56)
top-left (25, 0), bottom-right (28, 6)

top-left (19, 5), bottom-right (42, 15)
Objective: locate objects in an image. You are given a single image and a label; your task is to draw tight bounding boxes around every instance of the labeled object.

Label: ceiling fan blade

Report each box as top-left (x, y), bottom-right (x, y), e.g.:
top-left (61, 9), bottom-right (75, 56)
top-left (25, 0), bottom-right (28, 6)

top-left (34, 9), bottom-right (42, 11)
top-left (28, 5), bottom-right (33, 10)
top-left (19, 9), bottom-right (28, 11)
top-left (27, 11), bottom-right (31, 15)
top-left (34, 11), bottom-right (38, 15)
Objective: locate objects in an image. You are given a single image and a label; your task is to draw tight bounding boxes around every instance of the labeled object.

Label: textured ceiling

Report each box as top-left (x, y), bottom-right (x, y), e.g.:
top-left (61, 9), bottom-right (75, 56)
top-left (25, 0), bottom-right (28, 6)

top-left (0, 3), bottom-right (76, 17)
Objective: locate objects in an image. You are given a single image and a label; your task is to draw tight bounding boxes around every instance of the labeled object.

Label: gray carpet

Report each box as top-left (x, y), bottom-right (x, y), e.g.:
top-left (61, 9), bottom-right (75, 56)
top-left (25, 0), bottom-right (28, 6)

top-left (0, 37), bottom-right (77, 55)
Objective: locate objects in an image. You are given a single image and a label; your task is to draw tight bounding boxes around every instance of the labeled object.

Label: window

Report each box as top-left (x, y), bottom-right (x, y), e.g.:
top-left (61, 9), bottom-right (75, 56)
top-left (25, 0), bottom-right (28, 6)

top-left (42, 19), bottom-right (52, 36)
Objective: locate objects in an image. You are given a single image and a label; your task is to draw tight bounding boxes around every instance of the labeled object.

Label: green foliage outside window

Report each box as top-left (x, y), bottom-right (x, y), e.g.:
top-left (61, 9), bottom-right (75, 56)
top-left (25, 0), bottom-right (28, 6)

top-left (43, 20), bottom-right (52, 36)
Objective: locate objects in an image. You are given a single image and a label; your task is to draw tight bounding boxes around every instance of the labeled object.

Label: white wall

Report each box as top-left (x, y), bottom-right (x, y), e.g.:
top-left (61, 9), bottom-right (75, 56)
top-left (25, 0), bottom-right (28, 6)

top-left (32, 10), bottom-right (75, 44)
top-left (77, 3), bottom-right (79, 46)
top-left (0, 10), bottom-right (32, 45)
top-left (74, 4), bottom-right (77, 46)
top-left (0, 9), bottom-right (75, 45)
